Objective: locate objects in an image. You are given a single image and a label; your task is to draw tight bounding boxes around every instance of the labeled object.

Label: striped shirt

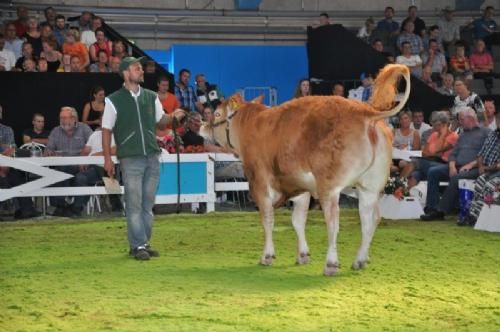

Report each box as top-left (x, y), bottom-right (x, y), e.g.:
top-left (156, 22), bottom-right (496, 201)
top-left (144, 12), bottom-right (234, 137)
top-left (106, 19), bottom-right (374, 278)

top-left (175, 82), bottom-right (197, 113)
top-left (0, 123), bottom-right (15, 153)
top-left (478, 129), bottom-right (500, 167)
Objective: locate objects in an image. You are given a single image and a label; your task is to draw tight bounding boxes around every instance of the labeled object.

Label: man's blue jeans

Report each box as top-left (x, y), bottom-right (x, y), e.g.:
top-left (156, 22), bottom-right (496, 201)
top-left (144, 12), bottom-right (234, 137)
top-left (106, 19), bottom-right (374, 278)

top-left (120, 154), bottom-right (160, 250)
top-left (425, 163), bottom-right (450, 210)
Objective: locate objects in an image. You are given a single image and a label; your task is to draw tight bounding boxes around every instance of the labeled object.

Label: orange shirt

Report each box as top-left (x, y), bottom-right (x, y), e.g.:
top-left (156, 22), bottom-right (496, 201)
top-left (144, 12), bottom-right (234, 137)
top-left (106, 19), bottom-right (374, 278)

top-left (159, 92), bottom-right (180, 114)
top-left (426, 131), bottom-right (459, 161)
top-left (62, 42), bottom-right (88, 66)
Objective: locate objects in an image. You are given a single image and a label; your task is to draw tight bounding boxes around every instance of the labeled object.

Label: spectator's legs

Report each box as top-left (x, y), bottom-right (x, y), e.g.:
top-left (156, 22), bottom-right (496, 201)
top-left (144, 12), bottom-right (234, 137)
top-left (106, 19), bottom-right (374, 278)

top-left (438, 169), bottom-right (480, 214)
top-left (72, 166), bottom-right (99, 212)
top-left (469, 172), bottom-right (500, 219)
top-left (425, 164), bottom-right (449, 211)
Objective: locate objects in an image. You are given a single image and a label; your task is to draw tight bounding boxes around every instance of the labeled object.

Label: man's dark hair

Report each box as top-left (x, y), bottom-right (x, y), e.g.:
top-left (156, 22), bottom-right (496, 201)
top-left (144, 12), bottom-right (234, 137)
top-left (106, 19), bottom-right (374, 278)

top-left (44, 6), bottom-right (55, 15)
top-left (320, 12), bottom-right (329, 18)
top-left (32, 112), bottom-right (44, 120)
top-left (333, 82), bottom-right (344, 88)
top-left (157, 75), bottom-right (169, 85)
top-left (371, 39), bottom-right (382, 45)
top-left (408, 5), bottom-right (417, 11)
top-left (454, 40), bottom-right (465, 48)
top-left (179, 68), bottom-right (190, 77)
top-left (401, 41), bottom-right (411, 47)
top-left (55, 14), bottom-right (65, 21)
top-left (428, 38), bottom-right (438, 44)
top-left (429, 25), bottom-right (439, 32)
top-left (485, 6), bottom-right (494, 11)
top-left (95, 27), bottom-right (105, 35)
top-left (385, 6), bottom-right (394, 12)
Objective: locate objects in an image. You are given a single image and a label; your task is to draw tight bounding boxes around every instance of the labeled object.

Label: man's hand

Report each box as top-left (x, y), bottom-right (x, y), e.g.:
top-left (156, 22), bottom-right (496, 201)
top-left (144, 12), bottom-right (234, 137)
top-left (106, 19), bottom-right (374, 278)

top-left (449, 164), bottom-right (457, 177)
top-left (459, 162), bottom-right (475, 173)
top-left (104, 157), bottom-right (115, 178)
top-left (172, 109), bottom-right (187, 123)
top-left (439, 125), bottom-right (449, 137)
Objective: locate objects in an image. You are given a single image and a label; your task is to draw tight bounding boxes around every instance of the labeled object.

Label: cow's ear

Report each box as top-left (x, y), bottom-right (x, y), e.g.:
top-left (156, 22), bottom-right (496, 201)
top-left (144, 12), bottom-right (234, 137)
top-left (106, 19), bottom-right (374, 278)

top-left (250, 95), bottom-right (264, 104)
top-left (228, 94), bottom-right (244, 111)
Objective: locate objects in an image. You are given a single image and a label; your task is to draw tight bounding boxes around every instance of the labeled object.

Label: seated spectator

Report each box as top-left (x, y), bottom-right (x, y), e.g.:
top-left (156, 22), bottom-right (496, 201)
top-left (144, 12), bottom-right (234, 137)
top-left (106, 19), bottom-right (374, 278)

top-left (376, 6), bottom-right (399, 36)
top-left (89, 27), bottom-right (112, 63)
top-left (81, 15), bottom-right (104, 49)
top-left (22, 17), bottom-right (42, 58)
top-left (175, 68), bottom-right (198, 113)
top-left (157, 76), bottom-right (180, 114)
top-left (22, 58), bottom-right (37, 72)
top-left (82, 86), bottom-right (105, 130)
top-left (183, 112), bottom-right (226, 153)
top-left (406, 5), bottom-right (426, 37)
top-left (70, 11), bottom-right (93, 32)
top-left (111, 39), bottom-right (128, 61)
top-left (0, 34), bottom-right (17, 71)
top-left (62, 29), bottom-right (89, 70)
top-left (41, 6), bottom-right (57, 28)
top-left (13, 6), bottom-right (29, 38)
top-left (37, 57), bottom-right (48, 72)
top-left (195, 73), bottom-right (224, 111)
top-left (420, 65), bottom-right (437, 89)
top-left (39, 22), bottom-right (53, 42)
top-left (396, 41), bottom-right (422, 77)
top-left (472, 6), bottom-right (497, 41)
top-left (58, 53), bottom-right (71, 72)
top-left (53, 14), bottom-right (68, 48)
top-left (23, 113), bottom-right (49, 145)
top-left (420, 108), bottom-right (491, 221)
top-left (423, 25), bottom-right (443, 52)
top-left (421, 39), bottom-right (447, 83)
top-left (348, 73), bottom-right (373, 101)
top-left (397, 19), bottom-right (424, 55)
top-left (391, 110), bottom-right (421, 173)
top-left (463, 109), bottom-right (500, 226)
top-left (89, 50), bottom-right (110, 73)
top-left (410, 109), bottom-right (432, 138)
top-left (437, 73), bottom-right (455, 96)
top-left (401, 111), bottom-right (458, 187)
top-left (144, 60), bottom-right (156, 74)
top-left (482, 99), bottom-right (497, 130)
top-left (357, 17), bottom-right (375, 43)
top-left (69, 55), bottom-right (85, 73)
top-left (4, 23), bottom-right (23, 60)
top-left (371, 39), bottom-right (384, 52)
top-left (452, 78), bottom-right (485, 118)
top-left (449, 42), bottom-right (473, 80)
top-left (14, 41), bottom-right (34, 71)
top-left (45, 107), bottom-right (94, 217)
top-left (40, 39), bottom-right (61, 72)
top-left (469, 39), bottom-right (494, 81)
top-left (293, 78), bottom-right (311, 98)
top-left (110, 56), bottom-right (121, 73)
top-left (332, 82), bottom-right (345, 97)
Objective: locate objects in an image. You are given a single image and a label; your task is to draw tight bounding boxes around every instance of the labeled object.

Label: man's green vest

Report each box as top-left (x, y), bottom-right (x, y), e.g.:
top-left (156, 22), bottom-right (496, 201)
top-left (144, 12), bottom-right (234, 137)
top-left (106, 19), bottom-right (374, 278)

top-left (108, 86), bottom-right (160, 159)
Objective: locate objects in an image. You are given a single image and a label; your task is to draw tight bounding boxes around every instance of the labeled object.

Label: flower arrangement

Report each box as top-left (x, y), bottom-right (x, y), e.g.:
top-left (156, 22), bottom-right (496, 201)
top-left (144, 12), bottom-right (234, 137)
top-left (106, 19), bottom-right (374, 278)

top-left (384, 177), bottom-right (410, 200)
top-left (157, 134), bottom-right (183, 154)
top-left (483, 186), bottom-right (500, 207)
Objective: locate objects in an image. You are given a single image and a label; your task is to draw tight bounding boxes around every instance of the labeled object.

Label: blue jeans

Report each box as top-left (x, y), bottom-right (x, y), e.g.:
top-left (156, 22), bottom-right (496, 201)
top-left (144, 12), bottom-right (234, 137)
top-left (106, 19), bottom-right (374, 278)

top-left (120, 154), bottom-right (160, 250)
top-left (425, 163), bottom-right (450, 210)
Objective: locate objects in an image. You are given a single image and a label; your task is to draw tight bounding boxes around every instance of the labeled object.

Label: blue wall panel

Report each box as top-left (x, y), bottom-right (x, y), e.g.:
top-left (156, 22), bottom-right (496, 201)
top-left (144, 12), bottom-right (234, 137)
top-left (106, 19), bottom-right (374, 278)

top-left (157, 162), bottom-right (207, 195)
top-left (166, 45), bottom-right (308, 104)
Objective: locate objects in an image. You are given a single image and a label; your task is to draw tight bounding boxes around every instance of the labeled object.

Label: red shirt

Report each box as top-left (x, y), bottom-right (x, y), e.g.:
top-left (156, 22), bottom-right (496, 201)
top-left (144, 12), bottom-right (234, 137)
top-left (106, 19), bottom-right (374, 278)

top-left (469, 52), bottom-right (493, 68)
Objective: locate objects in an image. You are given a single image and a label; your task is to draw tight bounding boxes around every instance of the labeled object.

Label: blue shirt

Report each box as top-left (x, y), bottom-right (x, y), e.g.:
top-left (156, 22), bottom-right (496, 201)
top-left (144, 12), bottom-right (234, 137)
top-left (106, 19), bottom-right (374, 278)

top-left (473, 18), bottom-right (497, 40)
top-left (175, 82), bottom-right (197, 113)
top-left (0, 123), bottom-right (15, 153)
top-left (376, 19), bottom-right (399, 33)
top-left (449, 126), bottom-right (491, 166)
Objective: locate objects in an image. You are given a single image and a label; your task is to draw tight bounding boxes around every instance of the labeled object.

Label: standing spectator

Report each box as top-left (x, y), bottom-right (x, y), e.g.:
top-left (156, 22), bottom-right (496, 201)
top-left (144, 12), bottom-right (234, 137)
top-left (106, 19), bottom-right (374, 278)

top-left (0, 34), bottom-right (17, 71)
top-left (397, 19), bottom-right (424, 55)
top-left (40, 39), bottom-right (62, 72)
top-left (406, 5), bottom-right (426, 37)
top-left (81, 16), bottom-right (104, 49)
top-left (41, 7), bottom-right (57, 28)
top-left (396, 41), bottom-right (423, 77)
top-left (89, 28), bottom-right (112, 62)
top-left (23, 113), bottom-right (49, 145)
top-left (13, 6), bottom-right (29, 38)
top-left (437, 73), bottom-right (455, 96)
top-left (14, 41), bottom-right (34, 71)
top-left (53, 15), bottom-right (68, 48)
top-left (175, 68), bottom-right (198, 113)
top-left (293, 79), bottom-right (311, 98)
top-left (420, 108), bottom-right (491, 221)
top-left (82, 86), bottom-right (105, 130)
top-left (4, 23), bottom-right (23, 60)
top-left (410, 109), bottom-right (432, 138)
top-left (452, 79), bottom-right (485, 118)
top-left (45, 107), bottom-right (95, 217)
top-left (157, 76), bottom-right (180, 114)
top-left (111, 40), bottom-right (128, 61)
top-left (318, 13), bottom-right (330, 27)
top-left (22, 17), bottom-right (42, 58)
top-left (357, 17), bottom-right (376, 43)
top-left (438, 7), bottom-right (461, 56)
top-left (470, 39), bottom-right (494, 79)
top-left (332, 82), bottom-right (345, 97)
top-left (473, 6), bottom-right (497, 41)
top-left (421, 39), bottom-right (447, 83)
top-left (89, 50), bottom-right (111, 73)
top-left (449, 42), bottom-right (473, 80)
top-left (62, 30), bottom-right (89, 70)
top-left (37, 57), bottom-right (48, 72)
top-left (101, 56), bottom-right (185, 260)
top-left (482, 99), bottom-right (497, 130)
top-left (376, 6), bottom-right (399, 36)
top-left (195, 73), bottom-right (224, 111)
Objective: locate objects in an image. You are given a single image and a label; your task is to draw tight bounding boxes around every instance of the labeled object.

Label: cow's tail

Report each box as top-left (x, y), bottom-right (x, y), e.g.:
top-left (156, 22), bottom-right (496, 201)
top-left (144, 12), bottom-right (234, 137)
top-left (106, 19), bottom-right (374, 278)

top-left (369, 64), bottom-right (411, 121)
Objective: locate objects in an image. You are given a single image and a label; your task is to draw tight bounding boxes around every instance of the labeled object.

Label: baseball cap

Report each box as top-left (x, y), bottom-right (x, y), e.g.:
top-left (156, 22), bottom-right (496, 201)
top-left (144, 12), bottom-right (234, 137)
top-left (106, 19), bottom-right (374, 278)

top-left (119, 56), bottom-right (147, 73)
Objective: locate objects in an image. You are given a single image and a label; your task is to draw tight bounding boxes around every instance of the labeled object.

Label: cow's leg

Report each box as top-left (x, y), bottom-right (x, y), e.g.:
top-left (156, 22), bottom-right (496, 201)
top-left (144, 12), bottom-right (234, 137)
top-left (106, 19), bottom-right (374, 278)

top-left (321, 190), bottom-right (341, 276)
top-left (352, 188), bottom-right (380, 270)
top-left (290, 192), bottom-right (311, 265)
top-left (256, 196), bottom-right (276, 266)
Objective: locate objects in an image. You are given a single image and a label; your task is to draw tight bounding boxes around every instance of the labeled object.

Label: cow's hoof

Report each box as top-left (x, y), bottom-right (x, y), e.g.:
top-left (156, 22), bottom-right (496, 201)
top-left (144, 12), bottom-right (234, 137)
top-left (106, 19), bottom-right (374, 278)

top-left (351, 260), bottom-right (367, 270)
top-left (323, 262), bottom-right (340, 276)
top-left (259, 254), bottom-right (274, 266)
top-left (296, 252), bottom-right (310, 265)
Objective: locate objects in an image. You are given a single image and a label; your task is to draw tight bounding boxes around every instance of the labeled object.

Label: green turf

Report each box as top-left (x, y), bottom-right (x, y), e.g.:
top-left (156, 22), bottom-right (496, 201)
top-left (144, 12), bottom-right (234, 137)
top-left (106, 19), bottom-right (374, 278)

top-left (1, 209), bottom-right (499, 331)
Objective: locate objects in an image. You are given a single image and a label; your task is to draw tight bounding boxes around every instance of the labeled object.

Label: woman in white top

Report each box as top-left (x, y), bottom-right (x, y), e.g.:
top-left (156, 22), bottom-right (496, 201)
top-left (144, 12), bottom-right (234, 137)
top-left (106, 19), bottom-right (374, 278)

top-left (392, 111), bottom-right (421, 173)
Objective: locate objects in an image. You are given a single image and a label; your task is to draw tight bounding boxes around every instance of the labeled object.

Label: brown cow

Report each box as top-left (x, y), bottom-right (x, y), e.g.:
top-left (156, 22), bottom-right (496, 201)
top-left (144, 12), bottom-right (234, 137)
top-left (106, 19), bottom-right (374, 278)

top-left (210, 64), bottom-right (410, 276)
